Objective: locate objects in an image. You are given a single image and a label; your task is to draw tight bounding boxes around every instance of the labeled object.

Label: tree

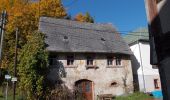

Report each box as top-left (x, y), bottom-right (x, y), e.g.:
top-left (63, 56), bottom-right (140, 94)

top-left (85, 12), bottom-right (94, 23)
top-left (74, 12), bottom-right (94, 23)
top-left (18, 31), bottom-right (48, 99)
top-left (0, 0), bottom-right (67, 98)
top-left (0, 0), bottom-right (67, 72)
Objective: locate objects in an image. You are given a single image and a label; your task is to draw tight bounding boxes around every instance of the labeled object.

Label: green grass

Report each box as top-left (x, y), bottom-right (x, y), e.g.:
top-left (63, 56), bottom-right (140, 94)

top-left (0, 86), bottom-right (23, 100)
top-left (0, 95), bottom-right (22, 100)
top-left (115, 92), bottom-right (154, 100)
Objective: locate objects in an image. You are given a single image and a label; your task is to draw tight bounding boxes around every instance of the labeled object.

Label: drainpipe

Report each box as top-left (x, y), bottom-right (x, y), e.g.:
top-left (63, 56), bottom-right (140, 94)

top-left (137, 33), bottom-right (146, 93)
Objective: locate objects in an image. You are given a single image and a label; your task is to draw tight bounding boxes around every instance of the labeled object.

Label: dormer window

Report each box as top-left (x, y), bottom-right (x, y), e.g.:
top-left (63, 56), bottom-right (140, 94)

top-left (101, 37), bottom-right (106, 42)
top-left (63, 36), bottom-right (69, 42)
top-left (64, 36), bottom-right (68, 39)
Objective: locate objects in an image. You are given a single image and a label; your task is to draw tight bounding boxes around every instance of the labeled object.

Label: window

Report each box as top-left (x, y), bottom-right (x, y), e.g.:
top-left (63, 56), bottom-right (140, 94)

top-left (49, 58), bottom-right (54, 65)
top-left (49, 56), bottom-right (57, 65)
top-left (107, 57), bottom-right (113, 65)
top-left (87, 56), bottom-right (93, 66)
top-left (67, 55), bottom-right (74, 66)
top-left (154, 79), bottom-right (159, 89)
top-left (115, 56), bottom-right (121, 66)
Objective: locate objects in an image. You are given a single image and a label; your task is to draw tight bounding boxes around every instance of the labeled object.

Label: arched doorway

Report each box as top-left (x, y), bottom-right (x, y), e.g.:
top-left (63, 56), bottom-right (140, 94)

top-left (75, 79), bottom-right (93, 100)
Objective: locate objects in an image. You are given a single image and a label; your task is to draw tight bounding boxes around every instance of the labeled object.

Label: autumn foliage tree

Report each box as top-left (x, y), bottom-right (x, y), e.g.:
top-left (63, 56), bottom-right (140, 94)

top-left (0, 0), bottom-right (95, 98)
top-left (0, 0), bottom-right (66, 99)
top-left (74, 12), bottom-right (94, 23)
top-left (0, 0), bottom-right (66, 69)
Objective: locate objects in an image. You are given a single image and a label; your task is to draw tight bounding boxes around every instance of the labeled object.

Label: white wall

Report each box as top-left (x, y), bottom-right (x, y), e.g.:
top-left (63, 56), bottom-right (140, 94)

top-left (130, 41), bottom-right (161, 92)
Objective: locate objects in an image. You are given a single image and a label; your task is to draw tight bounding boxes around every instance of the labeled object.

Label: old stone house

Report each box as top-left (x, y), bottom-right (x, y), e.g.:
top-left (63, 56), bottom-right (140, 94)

top-left (39, 17), bottom-right (133, 100)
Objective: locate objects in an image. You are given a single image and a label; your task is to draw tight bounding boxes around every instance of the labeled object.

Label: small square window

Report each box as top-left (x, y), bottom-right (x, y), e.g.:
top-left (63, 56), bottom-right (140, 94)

top-left (154, 79), bottom-right (159, 89)
top-left (87, 56), bottom-right (93, 66)
top-left (49, 56), bottom-right (58, 65)
top-left (115, 56), bottom-right (121, 66)
top-left (107, 57), bottom-right (113, 65)
top-left (67, 55), bottom-right (74, 66)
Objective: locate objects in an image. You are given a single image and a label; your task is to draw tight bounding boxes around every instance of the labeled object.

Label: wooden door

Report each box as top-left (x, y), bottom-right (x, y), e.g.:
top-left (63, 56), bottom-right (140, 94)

top-left (76, 80), bottom-right (93, 100)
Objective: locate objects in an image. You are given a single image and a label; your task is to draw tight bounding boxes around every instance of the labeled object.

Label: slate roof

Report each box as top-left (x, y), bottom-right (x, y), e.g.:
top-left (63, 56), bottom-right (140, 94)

top-left (123, 28), bottom-right (149, 45)
top-left (39, 17), bottom-right (132, 55)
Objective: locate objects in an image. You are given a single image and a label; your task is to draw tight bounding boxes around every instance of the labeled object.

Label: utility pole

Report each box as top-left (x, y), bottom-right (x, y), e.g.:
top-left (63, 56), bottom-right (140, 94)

top-left (137, 31), bottom-right (146, 93)
top-left (0, 10), bottom-right (7, 68)
top-left (13, 28), bottom-right (18, 100)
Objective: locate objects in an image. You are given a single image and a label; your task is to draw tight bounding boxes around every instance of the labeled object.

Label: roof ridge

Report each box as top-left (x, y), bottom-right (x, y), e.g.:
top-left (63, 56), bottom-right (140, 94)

top-left (40, 17), bottom-right (116, 32)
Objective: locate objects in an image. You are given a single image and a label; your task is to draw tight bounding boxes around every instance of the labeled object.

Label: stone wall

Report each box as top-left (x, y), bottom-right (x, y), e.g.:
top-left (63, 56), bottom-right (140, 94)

top-left (47, 53), bottom-right (133, 99)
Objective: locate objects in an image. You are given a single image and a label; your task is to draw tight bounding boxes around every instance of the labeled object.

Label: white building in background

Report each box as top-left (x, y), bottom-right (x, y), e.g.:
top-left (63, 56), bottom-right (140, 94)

top-left (124, 28), bottom-right (161, 93)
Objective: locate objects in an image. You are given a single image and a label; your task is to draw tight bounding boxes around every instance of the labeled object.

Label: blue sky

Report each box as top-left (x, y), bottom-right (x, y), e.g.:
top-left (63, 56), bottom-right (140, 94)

top-left (62, 0), bottom-right (148, 33)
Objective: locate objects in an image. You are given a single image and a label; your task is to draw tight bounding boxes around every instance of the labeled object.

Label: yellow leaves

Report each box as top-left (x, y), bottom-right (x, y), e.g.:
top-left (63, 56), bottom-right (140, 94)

top-left (74, 12), bottom-right (94, 23)
top-left (0, 0), bottom-right (67, 69)
top-left (74, 13), bottom-right (87, 22)
top-left (40, 0), bottom-right (66, 17)
top-left (0, 0), bottom-right (67, 33)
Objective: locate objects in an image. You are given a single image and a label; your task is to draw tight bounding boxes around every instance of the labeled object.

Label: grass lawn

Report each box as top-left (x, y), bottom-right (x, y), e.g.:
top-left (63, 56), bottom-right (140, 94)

top-left (115, 92), bottom-right (154, 100)
top-left (0, 86), bottom-right (22, 100)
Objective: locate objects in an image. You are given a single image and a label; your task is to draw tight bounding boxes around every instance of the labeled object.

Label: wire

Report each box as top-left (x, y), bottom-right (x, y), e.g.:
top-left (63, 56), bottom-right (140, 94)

top-left (3, 14), bottom-right (149, 37)
top-left (39, 20), bottom-right (149, 37)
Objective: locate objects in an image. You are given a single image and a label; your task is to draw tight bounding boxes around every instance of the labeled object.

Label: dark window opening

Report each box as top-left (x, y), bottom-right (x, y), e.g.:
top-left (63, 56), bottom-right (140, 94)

top-left (111, 82), bottom-right (118, 86)
top-left (49, 56), bottom-right (57, 65)
top-left (64, 36), bottom-right (68, 39)
top-left (115, 56), bottom-right (121, 66)
top-left (101, 37), bottom-right (106, 41)
top-left (67, 55), bottom-right (74, 65)
top-left (49, 59), bottom-right (53, 65)
top-left (87, 56), bottom-right (93, 66)
top-left (154, 79), bottom-right (159, 89)
top-left (156, 0), bottom-right (162, 4)
top-left (107, 57), bottom-right (113, 65)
